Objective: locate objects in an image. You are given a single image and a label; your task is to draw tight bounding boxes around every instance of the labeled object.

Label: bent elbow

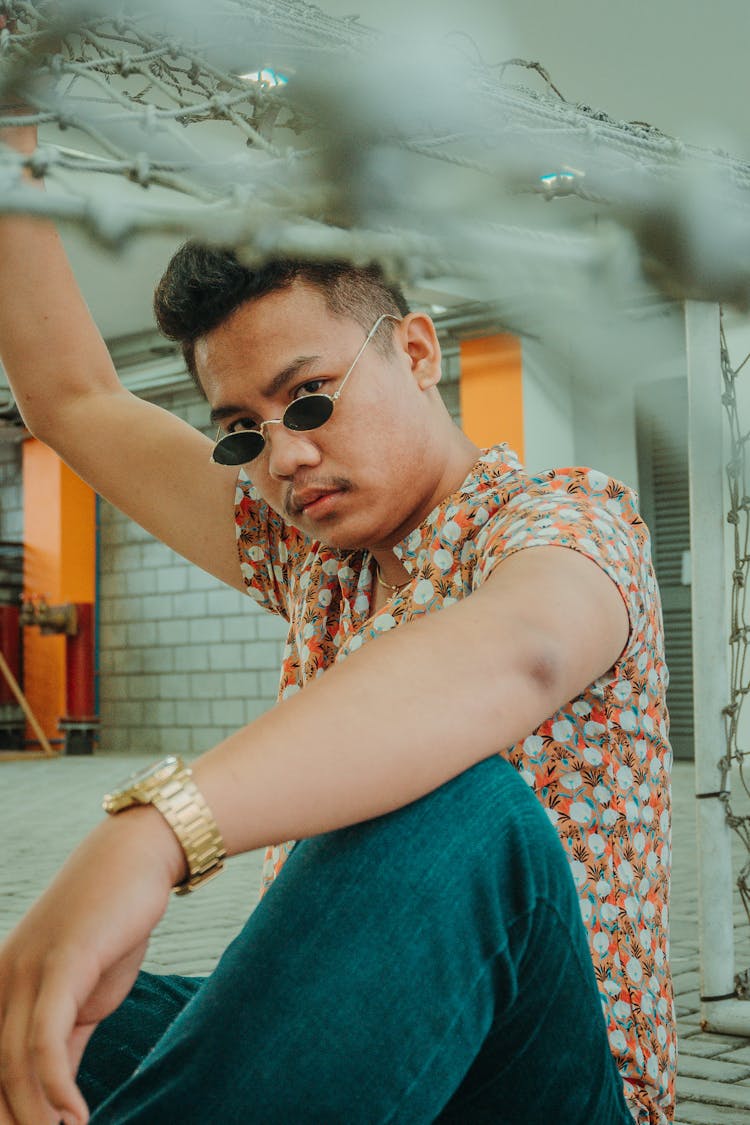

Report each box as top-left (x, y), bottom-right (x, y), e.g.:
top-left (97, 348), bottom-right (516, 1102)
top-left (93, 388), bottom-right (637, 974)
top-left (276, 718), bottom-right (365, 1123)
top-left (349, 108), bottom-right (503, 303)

top-left (527, 646), bottom-right (562, 697)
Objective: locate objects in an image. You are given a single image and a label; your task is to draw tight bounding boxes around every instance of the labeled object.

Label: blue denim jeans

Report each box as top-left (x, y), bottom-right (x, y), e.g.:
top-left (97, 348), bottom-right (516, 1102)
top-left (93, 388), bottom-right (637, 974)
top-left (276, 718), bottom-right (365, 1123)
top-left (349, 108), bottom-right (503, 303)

top-left (79, 755), bottom-right (633, 1123)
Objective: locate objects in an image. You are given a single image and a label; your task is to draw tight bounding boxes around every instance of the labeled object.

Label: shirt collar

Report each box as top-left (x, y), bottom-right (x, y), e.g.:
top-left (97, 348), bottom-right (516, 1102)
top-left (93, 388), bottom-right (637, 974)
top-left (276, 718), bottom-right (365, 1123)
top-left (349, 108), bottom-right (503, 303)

top-left (389, 443), bottom-right (523, 575)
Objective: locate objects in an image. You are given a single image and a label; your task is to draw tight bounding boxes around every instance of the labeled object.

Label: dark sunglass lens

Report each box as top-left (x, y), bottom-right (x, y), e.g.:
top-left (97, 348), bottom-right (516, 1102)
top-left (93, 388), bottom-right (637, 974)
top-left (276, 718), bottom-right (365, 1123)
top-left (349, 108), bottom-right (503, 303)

top-left (212, 431), bottom-right (264, 465)
top-left (284, 395), bottom-right (333, 432)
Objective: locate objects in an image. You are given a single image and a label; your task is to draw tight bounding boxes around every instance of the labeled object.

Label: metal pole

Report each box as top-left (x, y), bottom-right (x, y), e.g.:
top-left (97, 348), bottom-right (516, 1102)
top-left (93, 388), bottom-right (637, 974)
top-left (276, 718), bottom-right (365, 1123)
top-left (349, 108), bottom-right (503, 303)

top-left (685, 300), bottom-right (737, 1024)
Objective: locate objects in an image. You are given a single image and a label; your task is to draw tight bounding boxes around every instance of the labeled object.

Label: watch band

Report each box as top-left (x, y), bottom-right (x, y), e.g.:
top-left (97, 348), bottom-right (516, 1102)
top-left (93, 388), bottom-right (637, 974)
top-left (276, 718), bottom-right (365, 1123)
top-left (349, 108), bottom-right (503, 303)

top-left (103, 756), bottom-right (226, 894)
top-left (151, 763), bottom-right (227, 895)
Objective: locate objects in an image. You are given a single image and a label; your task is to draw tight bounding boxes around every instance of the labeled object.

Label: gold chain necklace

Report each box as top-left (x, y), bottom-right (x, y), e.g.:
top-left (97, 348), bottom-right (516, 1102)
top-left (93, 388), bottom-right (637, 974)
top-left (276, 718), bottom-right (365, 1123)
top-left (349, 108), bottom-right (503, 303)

top-left (375, 567), bottom-right (411, 593)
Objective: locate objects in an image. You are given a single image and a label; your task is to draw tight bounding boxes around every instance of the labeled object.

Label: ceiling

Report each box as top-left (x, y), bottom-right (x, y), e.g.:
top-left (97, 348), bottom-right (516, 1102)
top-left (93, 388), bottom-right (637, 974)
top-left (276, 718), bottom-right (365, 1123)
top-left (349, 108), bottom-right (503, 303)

top-left (320, 0), bottom-right (750, 160)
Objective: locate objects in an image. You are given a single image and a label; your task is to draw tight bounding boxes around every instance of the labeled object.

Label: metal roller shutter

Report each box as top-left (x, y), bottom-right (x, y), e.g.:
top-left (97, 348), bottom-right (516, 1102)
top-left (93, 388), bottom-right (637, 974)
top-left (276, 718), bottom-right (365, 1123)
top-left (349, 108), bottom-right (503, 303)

top-left (636, 376), bottom-right (694, 760)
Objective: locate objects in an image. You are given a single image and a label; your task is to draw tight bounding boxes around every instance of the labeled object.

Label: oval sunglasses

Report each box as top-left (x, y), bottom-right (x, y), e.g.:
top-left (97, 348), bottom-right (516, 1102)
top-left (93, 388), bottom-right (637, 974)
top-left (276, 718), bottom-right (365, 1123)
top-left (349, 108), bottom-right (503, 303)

top-left (210, 313), bottom-right (401, 466)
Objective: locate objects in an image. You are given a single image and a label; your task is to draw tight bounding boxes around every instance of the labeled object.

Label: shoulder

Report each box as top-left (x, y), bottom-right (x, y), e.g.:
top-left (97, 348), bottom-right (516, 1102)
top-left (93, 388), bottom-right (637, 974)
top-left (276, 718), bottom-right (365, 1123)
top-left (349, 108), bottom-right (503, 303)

top-left (525, 465), bottom-right (643, 521)
top-left (473, 454), bottom-right (646, 548)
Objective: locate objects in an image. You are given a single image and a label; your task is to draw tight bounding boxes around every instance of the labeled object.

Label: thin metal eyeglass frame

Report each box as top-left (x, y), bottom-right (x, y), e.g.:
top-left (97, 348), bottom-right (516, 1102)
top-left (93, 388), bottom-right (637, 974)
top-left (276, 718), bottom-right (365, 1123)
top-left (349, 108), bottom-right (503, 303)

top-left (210, 313), bottom-right (401, 466)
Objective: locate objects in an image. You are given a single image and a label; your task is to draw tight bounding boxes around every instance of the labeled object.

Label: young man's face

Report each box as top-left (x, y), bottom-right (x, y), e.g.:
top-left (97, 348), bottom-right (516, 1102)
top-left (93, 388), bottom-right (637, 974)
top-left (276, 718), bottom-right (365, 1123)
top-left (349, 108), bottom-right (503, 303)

top-left (194, 280), bottom-right (445, 551)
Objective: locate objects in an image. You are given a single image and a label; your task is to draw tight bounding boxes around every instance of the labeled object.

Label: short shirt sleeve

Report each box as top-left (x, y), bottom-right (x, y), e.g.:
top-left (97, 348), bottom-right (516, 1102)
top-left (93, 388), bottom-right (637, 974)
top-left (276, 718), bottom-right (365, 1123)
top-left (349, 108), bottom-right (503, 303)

top-left (234, 471), bottom-right (307, 621)
top-left (473, 467), bottom-right (653, 660)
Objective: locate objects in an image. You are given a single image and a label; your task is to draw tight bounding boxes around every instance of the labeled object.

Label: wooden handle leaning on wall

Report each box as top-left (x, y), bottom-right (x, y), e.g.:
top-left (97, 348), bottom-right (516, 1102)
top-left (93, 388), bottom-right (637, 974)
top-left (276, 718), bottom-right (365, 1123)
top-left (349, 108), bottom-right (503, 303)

top-left (0, 648), bottom-right (56, 757)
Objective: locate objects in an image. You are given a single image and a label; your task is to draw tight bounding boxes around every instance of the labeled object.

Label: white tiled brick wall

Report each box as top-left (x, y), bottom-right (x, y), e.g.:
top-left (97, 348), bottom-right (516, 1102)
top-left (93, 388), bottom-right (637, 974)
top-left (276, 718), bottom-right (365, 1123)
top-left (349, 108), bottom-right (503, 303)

top-left (0, 440), bottom-right (24, 541)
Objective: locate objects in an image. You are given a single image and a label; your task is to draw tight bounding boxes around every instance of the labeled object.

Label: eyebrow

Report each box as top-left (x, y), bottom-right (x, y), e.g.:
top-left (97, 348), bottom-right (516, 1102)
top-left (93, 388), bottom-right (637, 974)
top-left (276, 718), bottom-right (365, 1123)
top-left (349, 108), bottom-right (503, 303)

top-left (209, 354), bottom-right (322, 426)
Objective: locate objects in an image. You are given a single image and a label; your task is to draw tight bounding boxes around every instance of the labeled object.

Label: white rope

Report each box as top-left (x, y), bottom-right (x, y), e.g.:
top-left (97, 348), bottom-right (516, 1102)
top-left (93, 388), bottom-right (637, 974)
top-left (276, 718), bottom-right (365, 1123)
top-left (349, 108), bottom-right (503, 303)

top-left (0, 0), bottom-right (749, 307)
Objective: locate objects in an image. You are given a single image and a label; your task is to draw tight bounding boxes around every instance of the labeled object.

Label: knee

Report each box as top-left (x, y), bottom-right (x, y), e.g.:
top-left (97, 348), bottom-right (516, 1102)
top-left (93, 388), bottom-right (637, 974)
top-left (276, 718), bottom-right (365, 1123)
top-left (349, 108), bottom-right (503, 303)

top-left (287, 754), bottom-right (572, 917)
top-left (448, 754), bottom-right (577, 905)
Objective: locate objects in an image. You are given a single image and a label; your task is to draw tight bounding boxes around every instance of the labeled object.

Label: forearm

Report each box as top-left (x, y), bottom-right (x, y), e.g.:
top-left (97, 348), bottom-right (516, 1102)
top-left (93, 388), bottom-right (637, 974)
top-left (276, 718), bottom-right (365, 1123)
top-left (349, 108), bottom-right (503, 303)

top-left (191, 593), bottom-right (555, 858)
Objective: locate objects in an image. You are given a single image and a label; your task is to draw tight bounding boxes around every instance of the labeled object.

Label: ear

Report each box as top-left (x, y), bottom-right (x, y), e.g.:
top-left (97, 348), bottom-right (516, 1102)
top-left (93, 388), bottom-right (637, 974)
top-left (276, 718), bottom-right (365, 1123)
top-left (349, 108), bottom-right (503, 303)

top-left (400, 313), bottom-right (442, 390)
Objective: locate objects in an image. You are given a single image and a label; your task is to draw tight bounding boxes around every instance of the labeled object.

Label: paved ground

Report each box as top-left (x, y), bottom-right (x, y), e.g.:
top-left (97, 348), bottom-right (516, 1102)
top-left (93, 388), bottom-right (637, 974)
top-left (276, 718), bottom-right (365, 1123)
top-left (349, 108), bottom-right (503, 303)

top-left (1, 754), bottom-right (750, 1123)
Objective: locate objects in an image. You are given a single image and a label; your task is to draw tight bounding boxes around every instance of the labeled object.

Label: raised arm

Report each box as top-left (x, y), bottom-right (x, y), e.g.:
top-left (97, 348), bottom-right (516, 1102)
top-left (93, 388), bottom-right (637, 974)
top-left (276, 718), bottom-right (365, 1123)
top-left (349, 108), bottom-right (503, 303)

top-left (0, 114), bottom-right (242, 589)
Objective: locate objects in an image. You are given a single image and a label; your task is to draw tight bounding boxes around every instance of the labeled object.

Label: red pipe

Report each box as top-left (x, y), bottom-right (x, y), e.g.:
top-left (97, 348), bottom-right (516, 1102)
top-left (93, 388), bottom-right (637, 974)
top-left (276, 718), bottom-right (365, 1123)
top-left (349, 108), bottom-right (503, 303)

top-left (0, 604), bottom-right (20, 707)
top-left (65, 602), bottom-right (96, 721)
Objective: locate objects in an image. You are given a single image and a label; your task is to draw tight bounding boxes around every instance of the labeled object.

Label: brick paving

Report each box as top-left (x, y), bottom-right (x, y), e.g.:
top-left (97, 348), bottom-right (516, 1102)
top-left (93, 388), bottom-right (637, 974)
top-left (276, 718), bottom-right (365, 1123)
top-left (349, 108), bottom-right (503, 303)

top-left (1, 753), bottom-right (750, 1122)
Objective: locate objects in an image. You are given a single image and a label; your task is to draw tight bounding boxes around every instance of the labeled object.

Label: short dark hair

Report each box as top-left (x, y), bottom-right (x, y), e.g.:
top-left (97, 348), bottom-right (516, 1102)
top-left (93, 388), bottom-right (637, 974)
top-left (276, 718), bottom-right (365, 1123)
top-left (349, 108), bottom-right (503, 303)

top-left (153, 244), bottom-right (411, 388)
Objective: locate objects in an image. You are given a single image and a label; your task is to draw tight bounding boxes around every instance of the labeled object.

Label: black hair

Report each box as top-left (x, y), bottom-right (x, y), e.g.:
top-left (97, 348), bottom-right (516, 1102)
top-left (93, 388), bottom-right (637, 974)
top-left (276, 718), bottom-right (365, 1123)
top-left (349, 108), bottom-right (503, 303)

top-left (153, 245), bottom-right (411, 389)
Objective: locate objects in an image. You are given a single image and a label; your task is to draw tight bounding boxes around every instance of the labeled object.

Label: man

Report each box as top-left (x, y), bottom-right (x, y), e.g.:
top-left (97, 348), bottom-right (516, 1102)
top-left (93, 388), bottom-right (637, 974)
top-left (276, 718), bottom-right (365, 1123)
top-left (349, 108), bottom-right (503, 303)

top-left (0, 112), bottom-right (674, 1124)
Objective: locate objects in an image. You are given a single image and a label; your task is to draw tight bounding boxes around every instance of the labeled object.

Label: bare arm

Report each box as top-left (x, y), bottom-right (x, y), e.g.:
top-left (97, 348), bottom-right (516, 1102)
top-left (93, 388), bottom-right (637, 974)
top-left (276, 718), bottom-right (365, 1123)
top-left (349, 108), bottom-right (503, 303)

top-left (0, 119), bottom-right (242, 589)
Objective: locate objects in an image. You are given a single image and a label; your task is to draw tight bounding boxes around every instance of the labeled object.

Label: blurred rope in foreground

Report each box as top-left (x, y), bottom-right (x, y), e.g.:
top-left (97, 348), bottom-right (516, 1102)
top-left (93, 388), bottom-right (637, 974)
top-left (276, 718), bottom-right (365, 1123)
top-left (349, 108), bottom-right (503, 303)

top-left (0, 0), bottom-right (749, 309)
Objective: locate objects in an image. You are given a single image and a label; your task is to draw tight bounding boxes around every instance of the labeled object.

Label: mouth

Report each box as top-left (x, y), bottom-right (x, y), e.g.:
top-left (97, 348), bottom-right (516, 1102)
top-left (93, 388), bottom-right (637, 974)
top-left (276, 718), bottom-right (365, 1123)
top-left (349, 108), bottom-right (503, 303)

top-left (292, 489), bottom-right (343, 518)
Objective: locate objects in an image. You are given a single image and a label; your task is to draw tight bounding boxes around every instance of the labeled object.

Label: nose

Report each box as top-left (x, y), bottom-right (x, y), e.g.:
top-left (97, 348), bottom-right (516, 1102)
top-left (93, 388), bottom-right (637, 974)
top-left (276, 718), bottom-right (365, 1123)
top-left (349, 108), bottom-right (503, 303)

top-left (263, 421), bottom-right (322, 480)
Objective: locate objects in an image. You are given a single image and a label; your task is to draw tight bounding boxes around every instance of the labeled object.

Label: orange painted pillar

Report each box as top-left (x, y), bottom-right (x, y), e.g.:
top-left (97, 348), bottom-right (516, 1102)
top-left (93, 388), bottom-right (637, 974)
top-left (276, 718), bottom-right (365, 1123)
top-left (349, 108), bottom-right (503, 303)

top-left (459, 334), bottom-right (524, 459)
top-left (22, 439), bottom-right (96, 744)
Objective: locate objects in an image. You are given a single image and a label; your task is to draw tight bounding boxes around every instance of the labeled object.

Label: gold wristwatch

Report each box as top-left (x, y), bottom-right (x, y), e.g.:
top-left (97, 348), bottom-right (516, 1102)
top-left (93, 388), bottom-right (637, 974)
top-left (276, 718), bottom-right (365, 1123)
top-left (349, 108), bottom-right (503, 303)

top-left (103, 755), bottom-right (226, 895)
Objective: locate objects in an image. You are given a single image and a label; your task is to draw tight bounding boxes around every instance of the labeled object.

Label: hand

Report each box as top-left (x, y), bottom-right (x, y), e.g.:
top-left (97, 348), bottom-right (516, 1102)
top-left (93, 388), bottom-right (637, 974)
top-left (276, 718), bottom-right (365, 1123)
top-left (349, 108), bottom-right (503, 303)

top-left (0, 807), bottom-right (183, 1124)
top-left (0, 15), bottom-right (38, 157)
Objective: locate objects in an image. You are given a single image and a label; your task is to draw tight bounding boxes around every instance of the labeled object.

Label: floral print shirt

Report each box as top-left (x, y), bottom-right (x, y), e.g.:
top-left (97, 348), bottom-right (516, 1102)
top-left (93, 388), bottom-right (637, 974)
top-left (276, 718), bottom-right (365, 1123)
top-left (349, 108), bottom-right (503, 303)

top-left (235, 444), bottom-right (675, 1125)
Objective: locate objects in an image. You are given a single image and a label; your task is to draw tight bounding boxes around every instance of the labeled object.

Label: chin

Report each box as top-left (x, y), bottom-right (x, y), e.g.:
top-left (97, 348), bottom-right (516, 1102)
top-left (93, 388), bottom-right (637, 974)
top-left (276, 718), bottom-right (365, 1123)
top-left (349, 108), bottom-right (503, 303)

top-left (294, 515), bottom-right (378, 553)
top-left (313, 528), bottom-right (370, 552)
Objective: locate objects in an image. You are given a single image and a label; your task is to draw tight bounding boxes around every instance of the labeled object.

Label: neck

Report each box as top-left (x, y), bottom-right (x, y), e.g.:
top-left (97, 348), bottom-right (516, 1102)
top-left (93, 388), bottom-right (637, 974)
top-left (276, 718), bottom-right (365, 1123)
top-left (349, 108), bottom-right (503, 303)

top-left (371, 430), bottom-right (481, 586)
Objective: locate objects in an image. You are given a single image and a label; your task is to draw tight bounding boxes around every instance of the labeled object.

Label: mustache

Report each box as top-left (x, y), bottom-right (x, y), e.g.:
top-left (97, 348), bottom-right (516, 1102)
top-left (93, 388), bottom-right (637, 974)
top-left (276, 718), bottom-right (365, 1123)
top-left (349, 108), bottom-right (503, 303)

top-left (285, 476), bottom-right (353, 517)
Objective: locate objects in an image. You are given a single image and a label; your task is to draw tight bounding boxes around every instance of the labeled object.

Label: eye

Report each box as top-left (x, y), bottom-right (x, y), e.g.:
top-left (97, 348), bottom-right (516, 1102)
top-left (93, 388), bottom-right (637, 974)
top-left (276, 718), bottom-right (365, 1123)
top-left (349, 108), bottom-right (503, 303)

top-left (293, 379), bottom-right (326, 400)
top-left (226, 416), bottom-right (260, 434)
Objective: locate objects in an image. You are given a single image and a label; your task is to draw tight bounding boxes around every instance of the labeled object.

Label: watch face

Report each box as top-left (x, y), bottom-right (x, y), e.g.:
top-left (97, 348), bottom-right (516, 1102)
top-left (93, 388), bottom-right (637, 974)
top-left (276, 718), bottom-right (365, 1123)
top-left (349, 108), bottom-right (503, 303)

top-left (104, 755), bottom-right (180, 804)
top-left (119, 755), bottom-right (178, 790)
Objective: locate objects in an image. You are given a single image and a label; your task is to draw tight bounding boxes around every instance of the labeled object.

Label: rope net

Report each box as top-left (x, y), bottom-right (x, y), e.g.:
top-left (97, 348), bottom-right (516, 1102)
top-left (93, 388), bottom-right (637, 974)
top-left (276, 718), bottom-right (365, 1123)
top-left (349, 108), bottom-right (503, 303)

top-left (720, 320), bottom-right (750, 998)
top-left (1, 0), bottom-right (750, 313)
